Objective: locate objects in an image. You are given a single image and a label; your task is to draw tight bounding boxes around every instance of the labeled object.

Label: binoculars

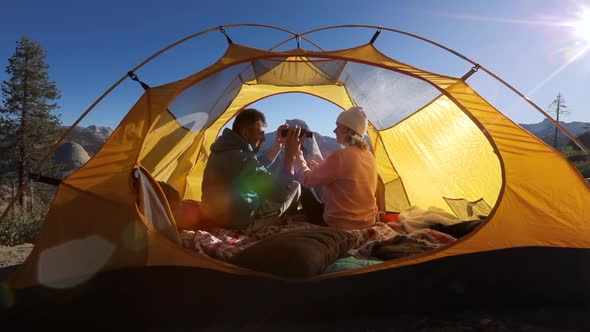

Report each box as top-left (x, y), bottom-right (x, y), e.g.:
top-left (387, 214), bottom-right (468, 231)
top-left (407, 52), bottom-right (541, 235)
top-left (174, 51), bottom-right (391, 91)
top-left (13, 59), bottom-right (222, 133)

top-left (280, 128), bottom-right (313, 138)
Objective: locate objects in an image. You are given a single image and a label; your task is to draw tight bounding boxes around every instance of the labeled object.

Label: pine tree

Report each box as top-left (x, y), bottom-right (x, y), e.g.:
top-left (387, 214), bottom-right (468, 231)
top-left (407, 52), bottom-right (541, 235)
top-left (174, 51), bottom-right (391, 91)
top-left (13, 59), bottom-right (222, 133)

top-left (0, 37), bottom-right (61, 210)
top-left (547, 92), bottom-right (570, 149)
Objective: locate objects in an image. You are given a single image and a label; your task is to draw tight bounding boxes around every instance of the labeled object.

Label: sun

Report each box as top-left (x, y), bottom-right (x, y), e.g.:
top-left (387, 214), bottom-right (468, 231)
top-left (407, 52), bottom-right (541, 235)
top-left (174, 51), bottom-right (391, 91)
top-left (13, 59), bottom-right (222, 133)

top-left (570, 7), bottom-right (590, 43)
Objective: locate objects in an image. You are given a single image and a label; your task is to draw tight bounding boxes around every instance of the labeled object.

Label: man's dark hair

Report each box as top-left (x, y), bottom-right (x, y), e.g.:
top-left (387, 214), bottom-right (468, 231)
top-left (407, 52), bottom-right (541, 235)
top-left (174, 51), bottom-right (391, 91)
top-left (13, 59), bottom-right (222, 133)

top-left (232, 108), bottom-right (267, 132)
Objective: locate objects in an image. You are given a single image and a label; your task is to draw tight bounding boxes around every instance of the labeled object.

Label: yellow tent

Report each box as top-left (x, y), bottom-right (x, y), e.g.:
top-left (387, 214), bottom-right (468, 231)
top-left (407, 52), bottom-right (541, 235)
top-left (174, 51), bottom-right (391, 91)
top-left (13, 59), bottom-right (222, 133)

top-left (4, 25), bottom-right (590, 319)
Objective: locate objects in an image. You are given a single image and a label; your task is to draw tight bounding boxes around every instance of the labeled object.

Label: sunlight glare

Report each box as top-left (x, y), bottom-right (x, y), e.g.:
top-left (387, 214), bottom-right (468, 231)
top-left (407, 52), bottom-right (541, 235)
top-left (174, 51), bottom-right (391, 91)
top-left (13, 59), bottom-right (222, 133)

top-left (571, 7), bottom-right (590, 43)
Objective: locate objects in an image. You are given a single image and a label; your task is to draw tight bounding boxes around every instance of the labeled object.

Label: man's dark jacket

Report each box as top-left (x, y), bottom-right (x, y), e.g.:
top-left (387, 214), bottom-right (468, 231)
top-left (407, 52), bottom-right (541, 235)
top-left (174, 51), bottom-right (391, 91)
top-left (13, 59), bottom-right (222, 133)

top-left (201, 128), bottom-right (288, 229)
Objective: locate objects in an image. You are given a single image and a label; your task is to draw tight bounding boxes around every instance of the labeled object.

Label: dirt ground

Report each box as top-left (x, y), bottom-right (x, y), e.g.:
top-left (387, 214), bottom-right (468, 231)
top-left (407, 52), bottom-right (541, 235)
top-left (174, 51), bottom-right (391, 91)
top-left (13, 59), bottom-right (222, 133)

top-left (0, 244), bottom-right (588, 331)
top-left (0, 243), bottom-right (33, 268)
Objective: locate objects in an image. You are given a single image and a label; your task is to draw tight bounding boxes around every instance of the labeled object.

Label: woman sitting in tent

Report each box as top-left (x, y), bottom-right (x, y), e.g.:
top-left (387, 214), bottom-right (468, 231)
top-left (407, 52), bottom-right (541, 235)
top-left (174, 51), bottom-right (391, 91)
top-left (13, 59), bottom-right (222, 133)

top-left (284, 106), bottom-right (378, 230)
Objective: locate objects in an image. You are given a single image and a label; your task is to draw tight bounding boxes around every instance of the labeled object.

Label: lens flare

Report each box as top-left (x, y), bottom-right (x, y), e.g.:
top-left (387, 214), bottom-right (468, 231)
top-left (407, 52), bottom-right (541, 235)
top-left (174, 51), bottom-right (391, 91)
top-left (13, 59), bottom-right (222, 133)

top-left (527, 6), bottom-right (590, 95)
top-left (37, 236), bottom-right (115, 289)
top-left (0, 282), bottom-right (15, 309)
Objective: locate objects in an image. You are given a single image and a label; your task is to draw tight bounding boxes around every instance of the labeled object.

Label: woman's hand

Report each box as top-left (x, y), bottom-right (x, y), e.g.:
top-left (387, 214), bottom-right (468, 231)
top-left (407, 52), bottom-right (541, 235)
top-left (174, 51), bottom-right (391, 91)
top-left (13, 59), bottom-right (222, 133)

top-left (308, 160), bottom-right (319, 170)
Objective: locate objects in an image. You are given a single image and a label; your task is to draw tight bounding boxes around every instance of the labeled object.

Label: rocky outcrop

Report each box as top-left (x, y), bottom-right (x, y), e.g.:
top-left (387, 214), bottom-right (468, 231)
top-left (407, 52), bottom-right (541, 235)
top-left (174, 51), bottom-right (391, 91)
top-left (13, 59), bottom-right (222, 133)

top-left (60, 125), bottom-right (113, 156)
top-left (52, 141), bottom-right (90, 170)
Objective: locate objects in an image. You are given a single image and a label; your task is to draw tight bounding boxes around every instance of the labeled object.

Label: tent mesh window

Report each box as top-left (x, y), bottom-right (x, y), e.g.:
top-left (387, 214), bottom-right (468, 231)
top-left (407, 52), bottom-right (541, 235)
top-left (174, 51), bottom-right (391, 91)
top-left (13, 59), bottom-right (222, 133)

top-left (168, 62), bottom-right (252, 132)
top-left (341, 62), bottom-right (442, 129)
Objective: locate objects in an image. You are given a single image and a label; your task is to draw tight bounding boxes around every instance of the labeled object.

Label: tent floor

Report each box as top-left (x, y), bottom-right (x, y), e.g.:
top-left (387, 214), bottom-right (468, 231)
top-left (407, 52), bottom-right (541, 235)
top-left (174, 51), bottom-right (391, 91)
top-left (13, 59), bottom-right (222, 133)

top-left (1, 247), bottom-right (590, 330)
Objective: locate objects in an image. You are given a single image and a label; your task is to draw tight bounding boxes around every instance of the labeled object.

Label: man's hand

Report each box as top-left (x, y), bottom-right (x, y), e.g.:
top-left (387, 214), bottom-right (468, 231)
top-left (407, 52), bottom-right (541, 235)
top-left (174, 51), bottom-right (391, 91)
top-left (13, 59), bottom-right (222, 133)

top-left (275, 123), bottom-right (288, 149)
top-left (265, 123), bottom-right (289, 163)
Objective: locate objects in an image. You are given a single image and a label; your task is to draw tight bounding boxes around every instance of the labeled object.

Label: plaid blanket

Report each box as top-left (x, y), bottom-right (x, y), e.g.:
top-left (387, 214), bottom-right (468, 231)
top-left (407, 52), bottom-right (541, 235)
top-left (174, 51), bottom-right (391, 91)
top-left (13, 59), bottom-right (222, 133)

top-left (347, 217), bottom-right (456, 259)
top-left (179, 212), bottom-right (457, 261)
top-left (179, 214), bottom-right (320, 261)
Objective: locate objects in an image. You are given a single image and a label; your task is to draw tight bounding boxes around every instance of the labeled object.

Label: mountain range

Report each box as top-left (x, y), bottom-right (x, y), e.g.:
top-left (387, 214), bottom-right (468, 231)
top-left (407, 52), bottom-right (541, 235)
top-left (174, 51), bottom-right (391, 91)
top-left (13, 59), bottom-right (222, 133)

top-left (47, 119), bottom-right (590, 173)
top-left (49, 121), bottom-right (340, 173)
top-left (519, 119), bottom-right (590, 148)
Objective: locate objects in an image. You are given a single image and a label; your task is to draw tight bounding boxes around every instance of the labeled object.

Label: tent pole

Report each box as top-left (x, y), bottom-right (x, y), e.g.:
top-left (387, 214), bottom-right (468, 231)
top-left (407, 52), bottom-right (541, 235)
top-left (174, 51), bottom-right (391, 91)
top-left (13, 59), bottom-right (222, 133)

top-left (297, 24), bottom-right (589, 155)
top-left (4, 23), bottom-right (586, 225)
top-left (476, 65), bottom-right (589, 154)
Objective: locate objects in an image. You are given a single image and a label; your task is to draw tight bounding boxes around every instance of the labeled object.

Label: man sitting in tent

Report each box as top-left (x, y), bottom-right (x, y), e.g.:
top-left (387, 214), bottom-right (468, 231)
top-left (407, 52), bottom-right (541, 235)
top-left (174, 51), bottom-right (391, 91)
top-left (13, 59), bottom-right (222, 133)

top-left (201, 108), bottom-right (301, 229)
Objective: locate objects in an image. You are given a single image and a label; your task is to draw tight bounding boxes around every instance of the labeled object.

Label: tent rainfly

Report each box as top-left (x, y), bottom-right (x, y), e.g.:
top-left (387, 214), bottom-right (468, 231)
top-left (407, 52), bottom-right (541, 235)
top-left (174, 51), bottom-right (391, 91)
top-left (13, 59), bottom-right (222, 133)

top-left (3, 25), bottom-right (590, 319)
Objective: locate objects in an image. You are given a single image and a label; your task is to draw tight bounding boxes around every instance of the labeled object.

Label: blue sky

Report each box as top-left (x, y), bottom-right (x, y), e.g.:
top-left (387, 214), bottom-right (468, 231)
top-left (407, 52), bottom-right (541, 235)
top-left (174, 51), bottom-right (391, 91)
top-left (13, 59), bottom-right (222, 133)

top-left (1, 0), bottom-right (590, 137)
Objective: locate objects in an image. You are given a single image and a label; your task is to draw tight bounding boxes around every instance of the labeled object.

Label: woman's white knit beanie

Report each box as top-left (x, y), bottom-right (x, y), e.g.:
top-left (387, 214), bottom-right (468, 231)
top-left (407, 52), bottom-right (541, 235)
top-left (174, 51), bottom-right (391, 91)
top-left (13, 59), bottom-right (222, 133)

top-left (336, 106), bottom-right (368, 136)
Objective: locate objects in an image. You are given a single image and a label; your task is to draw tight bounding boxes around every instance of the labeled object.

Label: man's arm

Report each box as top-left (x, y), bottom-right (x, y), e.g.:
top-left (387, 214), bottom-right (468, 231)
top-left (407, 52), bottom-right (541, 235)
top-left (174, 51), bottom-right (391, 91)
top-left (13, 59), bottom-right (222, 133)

top-left (265, 141), bottom-right (283, 163)
top-left (259, 124), bottom-right (288, 167)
